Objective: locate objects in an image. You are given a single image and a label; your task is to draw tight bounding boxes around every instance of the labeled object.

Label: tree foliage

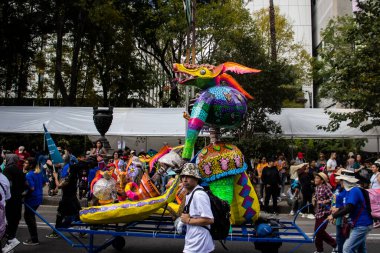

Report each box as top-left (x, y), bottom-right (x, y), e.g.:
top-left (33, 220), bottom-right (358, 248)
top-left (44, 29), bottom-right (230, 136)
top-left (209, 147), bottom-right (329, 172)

top-left (0, 0), bottom-right (303, 115)
top-left (316, 0), bottom-right (380, 132)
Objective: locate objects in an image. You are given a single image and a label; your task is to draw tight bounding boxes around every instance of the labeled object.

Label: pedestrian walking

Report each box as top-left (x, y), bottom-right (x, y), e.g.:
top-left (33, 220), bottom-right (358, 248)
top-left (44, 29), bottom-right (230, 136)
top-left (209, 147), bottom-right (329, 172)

top-left (2, 154), bottom-right (25, 253)
top-left (328, 170), bottom-right (373, 253)
top-left (313, 172), bottom-right (337, 253)
top-left (22, 157), bottom-right (46, 246)
top-left (180, 163), bottom-right (214, 253)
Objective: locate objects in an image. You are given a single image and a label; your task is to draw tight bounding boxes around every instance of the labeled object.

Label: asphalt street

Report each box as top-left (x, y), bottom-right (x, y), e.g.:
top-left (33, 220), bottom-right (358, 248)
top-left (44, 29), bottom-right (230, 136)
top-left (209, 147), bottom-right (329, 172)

top-left (10, 205), bottom-right (379, 253)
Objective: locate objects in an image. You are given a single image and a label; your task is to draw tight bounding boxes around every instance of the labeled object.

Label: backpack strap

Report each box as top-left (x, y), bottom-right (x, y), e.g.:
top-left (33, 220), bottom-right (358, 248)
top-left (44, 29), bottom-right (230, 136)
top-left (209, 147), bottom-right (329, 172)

top-left (183, 188), bottom-right (203, 214)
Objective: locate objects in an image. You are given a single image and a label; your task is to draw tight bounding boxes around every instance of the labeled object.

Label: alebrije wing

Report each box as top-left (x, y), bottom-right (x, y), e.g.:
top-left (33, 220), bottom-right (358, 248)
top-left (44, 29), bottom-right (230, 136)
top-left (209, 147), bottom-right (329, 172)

top-left (219, 62), bottom-right (261, 75)
top-left (217, 73), bottom-right (254, 100)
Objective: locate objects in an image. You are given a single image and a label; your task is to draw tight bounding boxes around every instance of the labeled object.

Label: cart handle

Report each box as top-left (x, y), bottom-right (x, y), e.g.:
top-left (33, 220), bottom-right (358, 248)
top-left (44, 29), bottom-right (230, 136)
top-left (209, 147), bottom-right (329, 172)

top-left (312, 219), bottom-right (329, 241)
top-left (293, 204), bottom-right (313, 224)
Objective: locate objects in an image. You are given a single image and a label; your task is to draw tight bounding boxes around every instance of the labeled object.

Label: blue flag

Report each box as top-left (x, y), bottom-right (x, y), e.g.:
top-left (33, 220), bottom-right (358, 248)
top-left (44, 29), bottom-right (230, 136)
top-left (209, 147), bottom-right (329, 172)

top-left (43, 124), bottom-right (63, 164)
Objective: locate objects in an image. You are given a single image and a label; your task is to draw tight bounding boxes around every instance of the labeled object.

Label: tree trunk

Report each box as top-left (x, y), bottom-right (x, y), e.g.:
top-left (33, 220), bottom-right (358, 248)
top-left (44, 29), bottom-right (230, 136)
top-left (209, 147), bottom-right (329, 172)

top-left (54, 0), bottom-right (70, 105)
top-left (269, 0), bottom-right (277, 61)
top-left (69, 10), bottom-right (85, 106)
top-left (16, 53), bottom-right (28, 99)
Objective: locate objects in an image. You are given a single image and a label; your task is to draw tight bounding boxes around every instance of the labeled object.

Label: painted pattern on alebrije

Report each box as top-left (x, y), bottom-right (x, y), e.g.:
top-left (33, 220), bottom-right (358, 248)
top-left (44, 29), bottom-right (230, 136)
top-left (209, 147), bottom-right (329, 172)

top-left (79, 175), bottom-right (179, 216)
top-left (243, 207), bottom-right (255, 221)
top-left (237, 172), bottom-right (256, 221)
top-left (239, 185), bottom-right (251, 198)
top-left (188, 118), bottom-right (205, 130)
top-left (196, 143), bottom-right (245, 182)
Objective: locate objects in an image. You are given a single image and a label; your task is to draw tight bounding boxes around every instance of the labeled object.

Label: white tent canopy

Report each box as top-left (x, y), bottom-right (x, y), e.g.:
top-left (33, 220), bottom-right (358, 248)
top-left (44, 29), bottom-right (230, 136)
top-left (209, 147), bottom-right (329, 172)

top-left (0, 106), bottom-right (379, 151)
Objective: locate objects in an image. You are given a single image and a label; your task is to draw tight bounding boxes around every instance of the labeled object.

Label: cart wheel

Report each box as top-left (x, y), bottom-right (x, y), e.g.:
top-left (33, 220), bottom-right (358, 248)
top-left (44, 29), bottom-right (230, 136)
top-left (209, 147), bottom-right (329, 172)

top-left (112, 236), bottom-right (125, 251)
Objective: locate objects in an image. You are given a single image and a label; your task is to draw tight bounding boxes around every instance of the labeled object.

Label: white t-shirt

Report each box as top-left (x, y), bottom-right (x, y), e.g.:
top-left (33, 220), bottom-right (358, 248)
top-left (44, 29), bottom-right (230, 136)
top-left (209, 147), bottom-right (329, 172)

top-left (184, 185), bottom-right (214, 253)
top-left (326, 159), bottom-right (337, 175)
top-left (370, 172), bottom-right (380, 189)
top-left (0, 173), bottom-right (11, 206)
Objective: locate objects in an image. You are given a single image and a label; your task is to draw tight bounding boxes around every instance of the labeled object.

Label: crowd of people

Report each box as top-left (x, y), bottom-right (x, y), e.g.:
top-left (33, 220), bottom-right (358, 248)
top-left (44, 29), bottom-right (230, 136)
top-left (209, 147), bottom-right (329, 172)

top-left (249, 151), bottom-right (379, 253)
top-left (1, 143), bottom-right (379, 253)
top-left (0, 142), bottom-right (154, 252)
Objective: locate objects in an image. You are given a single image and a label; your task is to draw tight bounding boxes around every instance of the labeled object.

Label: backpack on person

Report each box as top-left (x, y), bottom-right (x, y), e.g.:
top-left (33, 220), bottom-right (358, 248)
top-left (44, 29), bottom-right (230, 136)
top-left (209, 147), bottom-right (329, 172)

top-left (184, 188), bottom-right (231, 241)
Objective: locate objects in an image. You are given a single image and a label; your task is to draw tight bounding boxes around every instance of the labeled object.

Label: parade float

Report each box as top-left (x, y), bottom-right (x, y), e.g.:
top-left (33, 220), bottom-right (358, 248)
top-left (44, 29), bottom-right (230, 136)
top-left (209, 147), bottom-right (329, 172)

top-left (27, 63), bottom-right (325, 253)
top-left (79, 62), bottom-right (261, 225)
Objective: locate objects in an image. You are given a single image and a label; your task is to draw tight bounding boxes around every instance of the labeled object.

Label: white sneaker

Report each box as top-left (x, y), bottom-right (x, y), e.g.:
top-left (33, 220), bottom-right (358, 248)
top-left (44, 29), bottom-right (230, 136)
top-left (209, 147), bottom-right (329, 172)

top-left (307, 214), bottom-right (315, 219)
top-left (2, 238), bottom-right (20, 253)
top-left (290, 210), bottom-right (295, 216)
top-left (281, 193), bottom-right (286, 197)
top-left (301, 213), bottom-right (306, 218)
top-left (331, 247), bottom-right (338, 253)
top-left (277, 197), bottom-right (282, 202)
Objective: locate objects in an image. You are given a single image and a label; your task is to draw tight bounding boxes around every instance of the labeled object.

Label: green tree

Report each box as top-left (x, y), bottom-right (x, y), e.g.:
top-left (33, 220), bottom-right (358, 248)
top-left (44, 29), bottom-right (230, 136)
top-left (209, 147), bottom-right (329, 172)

top-left (253, 6), bottom-right (312, 98)
top-left (316, 0), bottom-right (380, 132)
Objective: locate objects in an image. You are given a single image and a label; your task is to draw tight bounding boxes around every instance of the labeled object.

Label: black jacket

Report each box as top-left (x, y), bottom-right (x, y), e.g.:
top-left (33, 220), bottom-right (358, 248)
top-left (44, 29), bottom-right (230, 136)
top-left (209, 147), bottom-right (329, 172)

top-left (261, 166), bottom-right (281, 186)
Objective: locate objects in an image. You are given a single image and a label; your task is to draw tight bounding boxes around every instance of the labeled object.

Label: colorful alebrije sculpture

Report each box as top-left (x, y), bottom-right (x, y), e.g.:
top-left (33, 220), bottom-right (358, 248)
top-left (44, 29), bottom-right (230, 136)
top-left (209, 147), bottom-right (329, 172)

top-left (173, 62), bottom-right (260, 159)
top-left (174, 62), bottom-right (261, 224)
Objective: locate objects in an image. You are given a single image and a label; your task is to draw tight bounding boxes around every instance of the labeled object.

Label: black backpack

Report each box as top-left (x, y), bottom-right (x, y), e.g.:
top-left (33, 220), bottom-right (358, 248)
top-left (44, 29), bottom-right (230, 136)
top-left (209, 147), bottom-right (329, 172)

top-left (184, 188), bottom-right (231, 241)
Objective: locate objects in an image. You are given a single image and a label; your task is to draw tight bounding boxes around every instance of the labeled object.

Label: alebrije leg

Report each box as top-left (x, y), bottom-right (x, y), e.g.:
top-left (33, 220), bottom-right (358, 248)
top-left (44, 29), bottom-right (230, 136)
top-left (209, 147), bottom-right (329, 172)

top-left (182, 91), bottom-right (214, 160)
top-left (209, 176), bottom-right (234, 205)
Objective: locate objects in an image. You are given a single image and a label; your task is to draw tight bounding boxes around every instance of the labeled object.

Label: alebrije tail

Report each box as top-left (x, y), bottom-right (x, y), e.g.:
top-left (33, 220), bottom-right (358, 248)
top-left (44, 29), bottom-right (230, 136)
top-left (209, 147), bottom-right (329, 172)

top-left (182, 91), bottom-right (214, 160)
top-left (149, 145), bottom-right (172, 172)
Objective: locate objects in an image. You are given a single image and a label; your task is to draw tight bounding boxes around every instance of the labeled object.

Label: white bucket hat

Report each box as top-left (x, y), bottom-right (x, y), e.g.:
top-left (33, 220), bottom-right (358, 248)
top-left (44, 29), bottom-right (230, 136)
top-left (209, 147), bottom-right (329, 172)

top-left (336, 169), bottom-right (359, 183)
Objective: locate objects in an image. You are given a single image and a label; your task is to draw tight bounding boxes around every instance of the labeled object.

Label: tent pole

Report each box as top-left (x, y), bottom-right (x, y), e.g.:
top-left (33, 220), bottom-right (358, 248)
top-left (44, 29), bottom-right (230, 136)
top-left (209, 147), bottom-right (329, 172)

top-left (43, 134), bottom-right (46, 152)
top-left (84, 136), bottom-right (87, 155)
top-left (377, 136), bottom-right (379, 156)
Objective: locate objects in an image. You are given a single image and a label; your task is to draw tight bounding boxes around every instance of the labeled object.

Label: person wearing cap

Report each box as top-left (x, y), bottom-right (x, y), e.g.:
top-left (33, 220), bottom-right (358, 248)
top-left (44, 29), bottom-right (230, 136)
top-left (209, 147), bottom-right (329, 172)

top-left (313, 172), bottom-right (337, 253)
top-left (295, 152), bottom-right (305, 165)
top-left (180, 163), bottom-right (214, 253)
top-left (14, 146), bottom-right (30, 170)
top-left (330, 169), bottom-right (348, 253)
top-left (328, 170), bottom-right (373, 253)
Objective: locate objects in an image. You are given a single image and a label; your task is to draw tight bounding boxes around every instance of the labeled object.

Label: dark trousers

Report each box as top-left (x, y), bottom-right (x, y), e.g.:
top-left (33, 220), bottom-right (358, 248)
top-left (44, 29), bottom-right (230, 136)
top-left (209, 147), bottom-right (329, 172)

top-left (5, 198), bottom-right (22, 240)
top-left (301, 193), bottom-right (313, 214)
top-left (264, 185), bottom-right (279, 213)
top-left (24, 204), bottom-right (39, 242)
top-left (55, 198), bottom-right (81, 229)
top-left (314, 214), bottom-right (337, 252)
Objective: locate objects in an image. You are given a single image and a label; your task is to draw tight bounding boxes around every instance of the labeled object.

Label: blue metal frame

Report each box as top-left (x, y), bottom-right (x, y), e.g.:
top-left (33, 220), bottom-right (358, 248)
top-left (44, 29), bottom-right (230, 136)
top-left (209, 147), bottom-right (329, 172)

top-left (26, 203), bottom-right (328, 253)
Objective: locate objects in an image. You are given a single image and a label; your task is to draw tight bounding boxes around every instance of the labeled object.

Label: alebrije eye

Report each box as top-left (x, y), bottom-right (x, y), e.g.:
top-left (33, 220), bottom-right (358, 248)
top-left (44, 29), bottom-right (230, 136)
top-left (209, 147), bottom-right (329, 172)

top-left (200, 69), bottom-right (206, 75)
